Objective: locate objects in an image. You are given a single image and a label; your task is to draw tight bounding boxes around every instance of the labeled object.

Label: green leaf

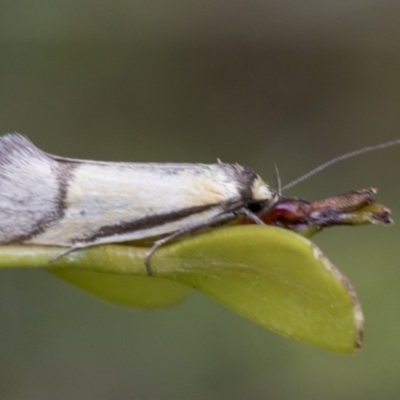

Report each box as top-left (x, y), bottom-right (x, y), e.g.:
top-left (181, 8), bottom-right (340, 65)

top-left (50, 269), bottom-right (190, 309)
top-left (0, 225), bottom-right (362, 354)
top-left (153, 226), bottom-right (363, 354)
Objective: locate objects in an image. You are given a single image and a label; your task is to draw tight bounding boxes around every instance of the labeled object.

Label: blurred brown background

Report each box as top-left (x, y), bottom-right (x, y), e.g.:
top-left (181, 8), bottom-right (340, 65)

top-left (1, 1), bottom-right (400, 399)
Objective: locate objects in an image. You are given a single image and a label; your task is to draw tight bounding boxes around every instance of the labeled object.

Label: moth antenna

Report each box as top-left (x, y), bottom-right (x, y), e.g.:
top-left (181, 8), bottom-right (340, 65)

top-left (274, 163), bottom-right (282, 197)
top-left (282, 138), bottom-right (400, 192)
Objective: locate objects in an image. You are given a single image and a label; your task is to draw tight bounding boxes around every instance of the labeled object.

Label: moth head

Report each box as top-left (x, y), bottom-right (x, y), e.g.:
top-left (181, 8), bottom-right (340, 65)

top-left (248, 176), bottom-right (279, 214)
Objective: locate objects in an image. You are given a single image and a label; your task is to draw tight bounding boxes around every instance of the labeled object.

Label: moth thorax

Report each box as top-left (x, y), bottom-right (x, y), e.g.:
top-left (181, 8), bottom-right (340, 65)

top-left (251, 176), bottom-right (276, 206)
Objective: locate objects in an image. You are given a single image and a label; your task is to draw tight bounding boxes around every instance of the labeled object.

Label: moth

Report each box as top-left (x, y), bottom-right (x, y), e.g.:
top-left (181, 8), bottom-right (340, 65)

top-left (0, 134), bottom-right (396, 275)
top-left (0, 134), bottom-right (278, 274)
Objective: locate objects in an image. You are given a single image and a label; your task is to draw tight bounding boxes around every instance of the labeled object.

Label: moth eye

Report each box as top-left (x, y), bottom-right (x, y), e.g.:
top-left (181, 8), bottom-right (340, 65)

top-left (247, 201), bottom-right (263, 213)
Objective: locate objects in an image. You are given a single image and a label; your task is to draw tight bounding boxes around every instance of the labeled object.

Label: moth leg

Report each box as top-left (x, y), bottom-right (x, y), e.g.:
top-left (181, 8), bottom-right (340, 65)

top-left (49, 243), bottom-right (90, 263)
top-left (145, 211), bottom-right (238, 276)
top-left (50, 209), bottom-right (245, 274)
top-left (240, 208), bottom-right (265, 225)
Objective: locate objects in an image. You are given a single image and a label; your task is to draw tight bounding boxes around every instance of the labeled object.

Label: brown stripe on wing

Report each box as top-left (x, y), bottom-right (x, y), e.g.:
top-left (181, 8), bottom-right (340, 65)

top-left (78, 201), bottom-right (239, 243)
top-left (5, 161), bottom-right (76, 244)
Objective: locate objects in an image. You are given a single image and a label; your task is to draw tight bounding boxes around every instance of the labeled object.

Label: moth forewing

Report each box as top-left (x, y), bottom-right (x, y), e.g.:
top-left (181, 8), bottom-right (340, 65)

top-left (0, 134), bottom-right (276, 274)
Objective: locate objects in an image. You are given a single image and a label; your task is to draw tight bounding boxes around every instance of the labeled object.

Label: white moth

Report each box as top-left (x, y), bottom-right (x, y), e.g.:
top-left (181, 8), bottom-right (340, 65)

top-left (0, 134), bottom-right (277, 274)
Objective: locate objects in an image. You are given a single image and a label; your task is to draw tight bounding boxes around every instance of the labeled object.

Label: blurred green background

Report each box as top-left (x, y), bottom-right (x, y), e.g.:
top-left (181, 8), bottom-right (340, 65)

top-left (1, 1), bottom-right (400, 399)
